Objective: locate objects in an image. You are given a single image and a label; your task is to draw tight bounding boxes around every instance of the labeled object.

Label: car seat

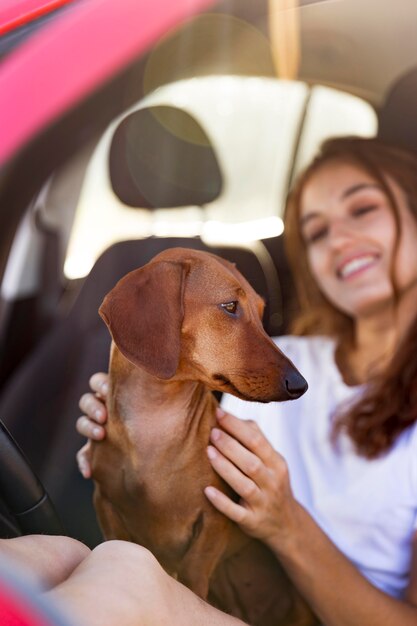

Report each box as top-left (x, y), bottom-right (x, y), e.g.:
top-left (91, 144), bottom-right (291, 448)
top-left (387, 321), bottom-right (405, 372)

top-left (378, 65), bottom-right (417, 154)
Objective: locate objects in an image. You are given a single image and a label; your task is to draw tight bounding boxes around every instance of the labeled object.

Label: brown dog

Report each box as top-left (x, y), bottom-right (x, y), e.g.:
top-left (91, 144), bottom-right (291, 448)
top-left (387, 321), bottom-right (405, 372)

top-left (90, 248), bottom-right (317, 626)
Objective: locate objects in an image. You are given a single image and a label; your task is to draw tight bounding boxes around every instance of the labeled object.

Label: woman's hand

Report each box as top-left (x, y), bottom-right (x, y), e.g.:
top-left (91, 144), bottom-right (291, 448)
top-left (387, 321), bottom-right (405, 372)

top-left (76, 372), bottom-right (109, 478)
top-left (204, 408), bottom-right (299, 552)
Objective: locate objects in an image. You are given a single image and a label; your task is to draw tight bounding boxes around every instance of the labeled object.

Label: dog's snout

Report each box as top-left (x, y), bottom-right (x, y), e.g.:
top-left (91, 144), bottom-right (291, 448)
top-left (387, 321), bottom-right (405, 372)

top-left (285, 369), bottom-right (308, 399)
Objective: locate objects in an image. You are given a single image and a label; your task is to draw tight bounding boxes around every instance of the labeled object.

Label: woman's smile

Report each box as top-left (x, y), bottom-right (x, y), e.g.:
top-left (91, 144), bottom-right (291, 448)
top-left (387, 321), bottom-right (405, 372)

top-left (336, 252), bottom-right (380, 280)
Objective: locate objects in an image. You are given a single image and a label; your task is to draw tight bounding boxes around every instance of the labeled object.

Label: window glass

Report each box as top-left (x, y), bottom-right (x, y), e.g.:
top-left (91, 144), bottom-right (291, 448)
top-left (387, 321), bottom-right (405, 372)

top-left (64, 77), bottom-right (376, 279)
top-left (292, 84), bottom-right (377, 179)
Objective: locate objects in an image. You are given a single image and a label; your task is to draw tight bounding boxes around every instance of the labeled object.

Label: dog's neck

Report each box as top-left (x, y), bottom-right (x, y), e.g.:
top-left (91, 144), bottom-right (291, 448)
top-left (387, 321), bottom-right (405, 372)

top-left (108, 345), bottom-right (216, 440)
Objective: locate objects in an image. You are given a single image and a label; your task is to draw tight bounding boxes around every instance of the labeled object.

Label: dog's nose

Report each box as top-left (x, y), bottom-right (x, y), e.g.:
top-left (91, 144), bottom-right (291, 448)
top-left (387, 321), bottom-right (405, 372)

top-left (285, 369), bottom-right (308, 399)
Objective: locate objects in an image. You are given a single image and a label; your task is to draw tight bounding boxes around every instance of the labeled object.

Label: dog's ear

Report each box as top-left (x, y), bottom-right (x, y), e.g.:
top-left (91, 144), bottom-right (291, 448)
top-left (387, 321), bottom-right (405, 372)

top-left (99, 260), bottom-right (188, 379)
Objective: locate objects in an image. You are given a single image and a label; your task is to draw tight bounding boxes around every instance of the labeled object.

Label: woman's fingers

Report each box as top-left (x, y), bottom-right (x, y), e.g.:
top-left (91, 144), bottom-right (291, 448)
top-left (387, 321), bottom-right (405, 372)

top-left (78, 393), bottom-right (107, 424)
top-left (204, 486), bottom-right (248, 524)
top-left (76, 415), bottom-right (106, 440)
top-left (209, 427), bottom-right (269, 490)
top-left (89, 372), bottom-right (109, 398)
top-left (205, 408), bottom-right (295, 544)
top-left (76, 441), bottom-right (93, 479)
top-left (215, 408), bottom-right (276, 466)
top-left (207, 444), bottom-right (261, 504)
top-left (76, 372), bottom-right (109, 441)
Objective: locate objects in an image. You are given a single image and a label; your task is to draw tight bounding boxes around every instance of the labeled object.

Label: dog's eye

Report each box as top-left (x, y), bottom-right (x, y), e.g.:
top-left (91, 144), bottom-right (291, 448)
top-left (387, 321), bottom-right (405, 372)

top-left (221, 301), bottom-right (238, 315)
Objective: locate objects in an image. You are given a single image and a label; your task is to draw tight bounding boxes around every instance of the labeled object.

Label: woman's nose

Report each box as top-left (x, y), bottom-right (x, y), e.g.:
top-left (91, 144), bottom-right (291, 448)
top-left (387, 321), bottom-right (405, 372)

top-left (327, 218), bottom-right (356, 249)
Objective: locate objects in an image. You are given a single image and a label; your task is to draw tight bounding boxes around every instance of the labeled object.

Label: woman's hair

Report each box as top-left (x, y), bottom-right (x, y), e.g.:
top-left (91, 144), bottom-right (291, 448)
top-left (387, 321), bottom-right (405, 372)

top-left (284, 136), bottom-right (417, 458)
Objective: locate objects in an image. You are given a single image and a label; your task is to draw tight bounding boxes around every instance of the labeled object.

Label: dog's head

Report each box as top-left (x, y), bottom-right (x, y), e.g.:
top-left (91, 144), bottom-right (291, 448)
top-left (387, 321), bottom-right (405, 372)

top-left (99, 247), bottom-right (307, 402)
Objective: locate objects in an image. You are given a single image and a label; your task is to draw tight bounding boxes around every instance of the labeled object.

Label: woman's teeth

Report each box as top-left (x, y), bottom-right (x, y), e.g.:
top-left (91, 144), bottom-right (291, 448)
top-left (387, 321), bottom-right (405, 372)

top-left (338, 255), bottom-right (377, 279)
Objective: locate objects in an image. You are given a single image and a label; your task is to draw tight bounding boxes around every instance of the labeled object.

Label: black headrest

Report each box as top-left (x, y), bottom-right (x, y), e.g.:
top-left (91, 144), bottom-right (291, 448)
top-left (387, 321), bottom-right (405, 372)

top-left (109, 106), bottom-right (223, 208)
top-left (378, 66), bottom-right (417, 155)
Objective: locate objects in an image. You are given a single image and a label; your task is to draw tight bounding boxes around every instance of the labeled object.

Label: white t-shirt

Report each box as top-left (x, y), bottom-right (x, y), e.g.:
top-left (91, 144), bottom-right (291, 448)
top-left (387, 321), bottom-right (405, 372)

top-left (221, 335), bottom-right (417, 599)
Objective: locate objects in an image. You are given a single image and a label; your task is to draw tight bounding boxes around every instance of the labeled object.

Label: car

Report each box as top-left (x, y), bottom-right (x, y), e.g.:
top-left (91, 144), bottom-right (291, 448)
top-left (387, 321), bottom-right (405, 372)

top-left (0, 0), bottom-right (416, 549)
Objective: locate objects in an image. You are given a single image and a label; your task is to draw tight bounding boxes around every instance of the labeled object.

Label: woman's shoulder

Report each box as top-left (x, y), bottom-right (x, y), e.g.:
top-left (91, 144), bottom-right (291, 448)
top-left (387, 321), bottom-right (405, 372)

top-left (273, 334), bottom-right (336, 350)
top-left (273, 335), bottom-right (337, 372)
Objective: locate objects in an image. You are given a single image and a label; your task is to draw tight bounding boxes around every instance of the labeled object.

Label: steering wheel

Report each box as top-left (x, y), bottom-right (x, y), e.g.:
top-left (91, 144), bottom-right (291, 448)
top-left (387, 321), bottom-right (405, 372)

top-left (0, 421), bottom-right (65, 537)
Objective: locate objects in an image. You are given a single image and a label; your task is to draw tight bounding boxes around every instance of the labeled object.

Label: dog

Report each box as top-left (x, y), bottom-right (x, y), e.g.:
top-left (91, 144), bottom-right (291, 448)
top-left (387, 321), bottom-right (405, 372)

top-left (90, 248), bottom-right (317, 626)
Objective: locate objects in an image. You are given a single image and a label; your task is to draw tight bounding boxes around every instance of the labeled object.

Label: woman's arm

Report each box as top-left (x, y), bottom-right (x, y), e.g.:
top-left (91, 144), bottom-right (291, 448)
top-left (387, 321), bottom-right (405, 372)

top-left (205, 408), bottom-right (417, 626)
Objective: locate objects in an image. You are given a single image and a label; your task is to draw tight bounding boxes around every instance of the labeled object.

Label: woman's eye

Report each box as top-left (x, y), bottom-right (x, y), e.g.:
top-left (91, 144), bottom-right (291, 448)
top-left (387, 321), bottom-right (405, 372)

top-left (305, 226), bottom-right (328, 244)
top-left (221, 301), bottom-right (238, 315)
top-left (352, 204), bottom-right (378, 217)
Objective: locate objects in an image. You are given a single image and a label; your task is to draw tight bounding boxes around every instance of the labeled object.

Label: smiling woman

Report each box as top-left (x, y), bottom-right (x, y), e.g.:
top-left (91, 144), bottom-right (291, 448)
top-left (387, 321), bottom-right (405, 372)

top-left (284, 136), bottom-right (417, 451)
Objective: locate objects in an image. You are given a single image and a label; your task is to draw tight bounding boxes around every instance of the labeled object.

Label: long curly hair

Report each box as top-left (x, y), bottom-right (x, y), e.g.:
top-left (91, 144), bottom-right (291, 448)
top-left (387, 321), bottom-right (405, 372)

top-left (284, 136), bottom-right (417, 458)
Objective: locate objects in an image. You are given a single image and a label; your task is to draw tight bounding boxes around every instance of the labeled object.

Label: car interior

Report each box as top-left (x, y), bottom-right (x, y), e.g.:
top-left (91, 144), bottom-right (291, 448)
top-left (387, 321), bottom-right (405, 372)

top-left (0, 0), bottom-right (417, 550)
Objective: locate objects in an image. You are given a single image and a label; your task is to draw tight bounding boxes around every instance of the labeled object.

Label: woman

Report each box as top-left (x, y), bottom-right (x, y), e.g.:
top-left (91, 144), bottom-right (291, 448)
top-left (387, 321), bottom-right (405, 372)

top-left (76, 137), bottom-right (417, 625)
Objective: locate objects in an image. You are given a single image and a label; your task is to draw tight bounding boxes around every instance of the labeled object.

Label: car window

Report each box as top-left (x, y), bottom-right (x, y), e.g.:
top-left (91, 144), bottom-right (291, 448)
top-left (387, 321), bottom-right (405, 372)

top-left (62, 76), bottom-right (376, 280)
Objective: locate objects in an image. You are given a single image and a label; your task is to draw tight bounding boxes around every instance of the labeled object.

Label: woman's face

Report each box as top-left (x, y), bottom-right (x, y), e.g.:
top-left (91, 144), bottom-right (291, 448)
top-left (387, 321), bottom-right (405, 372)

top-left (299, 160), bottom-right (417, 320)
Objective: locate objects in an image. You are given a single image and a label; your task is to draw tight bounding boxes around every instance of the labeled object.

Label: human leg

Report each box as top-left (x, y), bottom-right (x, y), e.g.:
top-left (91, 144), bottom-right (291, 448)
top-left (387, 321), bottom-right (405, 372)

top-left (47, 540), bottom-right (247, 626)
top-left (0, 535), bottom-right (90, 590)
